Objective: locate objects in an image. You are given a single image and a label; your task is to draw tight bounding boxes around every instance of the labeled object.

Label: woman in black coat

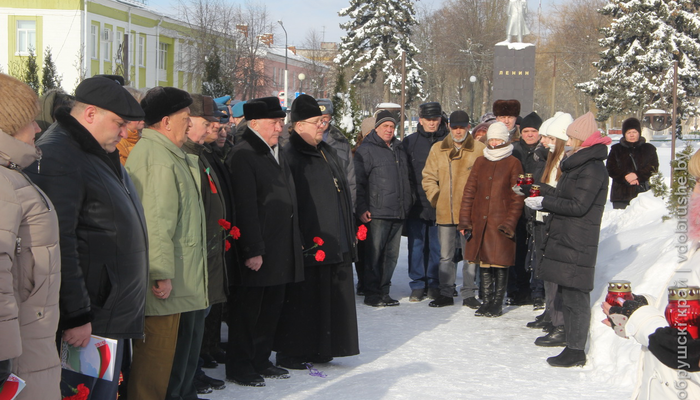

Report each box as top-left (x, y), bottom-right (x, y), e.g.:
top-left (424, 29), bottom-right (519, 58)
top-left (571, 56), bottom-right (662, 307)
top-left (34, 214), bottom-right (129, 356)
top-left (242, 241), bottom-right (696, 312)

top-left (525, 112), bottom-right (610, 368)
top-left (606, 117), bottom-right (659, 209)
top-left (274, 95), bottom-right (359, 369)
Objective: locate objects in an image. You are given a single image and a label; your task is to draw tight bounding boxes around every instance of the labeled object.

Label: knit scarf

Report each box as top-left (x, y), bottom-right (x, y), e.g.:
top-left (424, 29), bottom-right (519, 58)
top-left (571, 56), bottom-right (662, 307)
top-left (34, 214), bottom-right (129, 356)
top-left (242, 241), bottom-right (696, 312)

top-left (483, 143), bottom-right (513, 161)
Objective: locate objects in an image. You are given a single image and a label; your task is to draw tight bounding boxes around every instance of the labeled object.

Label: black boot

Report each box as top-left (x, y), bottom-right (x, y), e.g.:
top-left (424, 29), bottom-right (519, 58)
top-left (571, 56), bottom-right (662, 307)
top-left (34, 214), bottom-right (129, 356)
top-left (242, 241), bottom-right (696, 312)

top-left (486, 268), bottom-right (508, 317)
top-left (475, 267), bottom-right (494, 317)
top-left (535, 325), bottom-right (567, 347)
top-left (526, 311), bottom-right (551, 329)
top-left (547, 347), bottom-right (586, 367)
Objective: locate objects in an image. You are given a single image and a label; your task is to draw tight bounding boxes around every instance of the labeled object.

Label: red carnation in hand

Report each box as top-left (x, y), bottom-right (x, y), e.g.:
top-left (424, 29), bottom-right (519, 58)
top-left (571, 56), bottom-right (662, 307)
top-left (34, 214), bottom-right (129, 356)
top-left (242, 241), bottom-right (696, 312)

top-left (225, 240), bottom-right (232, 251)
top-left (313, 237), bottom-right (324, 246)
top-left (230, 226), bottom-right (241, 240)
top-left (315, 250), bottom-right (326, 262)
top-left (356, 224), bottom-right (368, 241)
top-left (63, 383), bottom-right (90, 400)
top-left (218, 219), bottom-right (232, 230)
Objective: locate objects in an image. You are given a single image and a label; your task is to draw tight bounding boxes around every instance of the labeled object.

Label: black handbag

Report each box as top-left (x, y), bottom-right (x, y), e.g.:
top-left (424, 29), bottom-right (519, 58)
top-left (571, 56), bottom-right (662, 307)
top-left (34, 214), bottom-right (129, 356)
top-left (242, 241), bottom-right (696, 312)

top-left (629, 153), bottom-right (650, 193)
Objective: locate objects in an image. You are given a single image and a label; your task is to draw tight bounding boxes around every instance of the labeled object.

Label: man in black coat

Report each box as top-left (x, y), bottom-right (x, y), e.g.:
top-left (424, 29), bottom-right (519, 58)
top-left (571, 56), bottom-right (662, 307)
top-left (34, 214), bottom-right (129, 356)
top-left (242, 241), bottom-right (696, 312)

top-left (355, 111), bottom-right (412, 307)
top-left (401, 102), bottom-right (449, 301)
top-left (26, 76), bottom-right (148, 399)
top-left (510, 111), bottom-right (544, 307)
top-left (225, 97), bottom-right (304, 387)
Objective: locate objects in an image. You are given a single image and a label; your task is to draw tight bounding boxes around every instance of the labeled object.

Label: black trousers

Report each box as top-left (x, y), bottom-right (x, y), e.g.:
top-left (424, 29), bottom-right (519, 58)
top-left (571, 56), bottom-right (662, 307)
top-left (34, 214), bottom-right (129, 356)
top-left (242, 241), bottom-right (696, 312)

top-left (226, 285), bottom-right (285, 376)
top-left (166, 309), bottom-right (206, 400)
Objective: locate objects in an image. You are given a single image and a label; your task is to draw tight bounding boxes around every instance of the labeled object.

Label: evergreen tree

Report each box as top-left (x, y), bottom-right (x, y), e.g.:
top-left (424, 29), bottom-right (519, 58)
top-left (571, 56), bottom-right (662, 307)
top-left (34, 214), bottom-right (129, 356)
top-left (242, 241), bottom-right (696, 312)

top-left (201, 50), bottom-right (233, 97)
top-left (23, 48), bottom-right (40, 94)
top-left (577, 0), bottom-right (700, 122)
top-left (331, 69), bottom-right (363, 144)
top-left (41, 47), bottom-right (62, 95)
top-left (335, 0), bottom-right (424, 105)
top-left (650, 170), bottom-right (668, 199)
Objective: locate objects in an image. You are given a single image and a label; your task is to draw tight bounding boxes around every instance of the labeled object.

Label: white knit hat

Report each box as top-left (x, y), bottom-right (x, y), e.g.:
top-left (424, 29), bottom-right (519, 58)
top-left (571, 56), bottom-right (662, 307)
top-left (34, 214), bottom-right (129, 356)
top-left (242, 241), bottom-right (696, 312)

top-left (486, 121), bottom-right (509, 143)
top-left (546, 112), bottom-right (573, 141)
top-left (539, 112), bottom-right (561, 137)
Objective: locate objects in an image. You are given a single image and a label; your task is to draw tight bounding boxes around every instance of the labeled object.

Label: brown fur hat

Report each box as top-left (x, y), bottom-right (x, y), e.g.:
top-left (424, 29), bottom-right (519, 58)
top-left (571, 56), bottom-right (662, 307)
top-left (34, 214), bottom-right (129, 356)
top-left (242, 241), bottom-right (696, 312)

top-left (492, 99), bottom-right (521, 117)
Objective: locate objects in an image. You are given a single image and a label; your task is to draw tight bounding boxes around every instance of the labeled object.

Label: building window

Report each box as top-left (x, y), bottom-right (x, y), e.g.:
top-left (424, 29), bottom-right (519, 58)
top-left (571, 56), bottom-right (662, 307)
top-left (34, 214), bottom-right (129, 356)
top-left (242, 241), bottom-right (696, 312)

top-left (138, 36), bottom-right (145, 67)
top-left (116, 31), bottom-right (124, 59)
top-left (158, 42), bottom-right (169, 70)
top-left (16, 20), bottom-right (36, 55)
top-left (90, 25), bottom-right (98, 59)
top-left (102, 28), bottom-right (112, 61)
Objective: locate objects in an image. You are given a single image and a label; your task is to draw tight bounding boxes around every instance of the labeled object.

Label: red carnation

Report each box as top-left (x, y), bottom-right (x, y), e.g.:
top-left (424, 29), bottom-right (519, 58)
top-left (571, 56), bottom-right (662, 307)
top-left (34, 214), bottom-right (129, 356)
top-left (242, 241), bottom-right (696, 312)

top-left (313, 237), bottom-right (324, 246)
top-left (315, 250), bottom-right (326, 262)
top-left (225, 240), bottom-right (231, 251)
top-left (63, 384), bottom-right (90, 400)
top-left (230, 226), bottom-right (241, 240)
top-left (356, 224), bottom-right (368, 241)
top-left (218, 219), bottom-right (231, 230)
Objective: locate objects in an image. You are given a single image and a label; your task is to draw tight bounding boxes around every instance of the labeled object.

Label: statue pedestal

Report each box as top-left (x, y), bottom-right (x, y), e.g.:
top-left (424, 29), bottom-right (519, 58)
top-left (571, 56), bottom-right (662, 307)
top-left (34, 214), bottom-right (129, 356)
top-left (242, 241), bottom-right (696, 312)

top-left (491, 42), bottom-right (535, 116)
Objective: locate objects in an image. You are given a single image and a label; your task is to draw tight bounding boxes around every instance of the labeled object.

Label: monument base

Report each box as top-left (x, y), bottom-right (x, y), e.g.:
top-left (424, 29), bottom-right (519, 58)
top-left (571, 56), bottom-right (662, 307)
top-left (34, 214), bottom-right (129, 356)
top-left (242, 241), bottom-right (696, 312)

top-left (492, 42), bottom-right (535, 116)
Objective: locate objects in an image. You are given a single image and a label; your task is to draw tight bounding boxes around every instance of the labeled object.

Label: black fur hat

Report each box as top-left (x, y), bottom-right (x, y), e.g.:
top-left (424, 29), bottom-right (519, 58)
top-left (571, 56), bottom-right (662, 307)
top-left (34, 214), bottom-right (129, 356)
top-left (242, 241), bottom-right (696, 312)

top-left (520, 112), bottom-right (542, 131)
top-left (141, 86), bottom-right (192, 126)
top-left (291, 94), bottom-right (322, 123)
top-left (492, 99), bottom-right (521, 117)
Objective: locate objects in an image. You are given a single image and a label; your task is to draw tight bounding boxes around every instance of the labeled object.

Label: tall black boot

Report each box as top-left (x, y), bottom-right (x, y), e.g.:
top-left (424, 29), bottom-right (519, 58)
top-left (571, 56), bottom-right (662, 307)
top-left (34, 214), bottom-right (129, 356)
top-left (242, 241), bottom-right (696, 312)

top-left (474, 267), bottom-right (494, 317)
top-left (486, 267), bottom-right (509, 317)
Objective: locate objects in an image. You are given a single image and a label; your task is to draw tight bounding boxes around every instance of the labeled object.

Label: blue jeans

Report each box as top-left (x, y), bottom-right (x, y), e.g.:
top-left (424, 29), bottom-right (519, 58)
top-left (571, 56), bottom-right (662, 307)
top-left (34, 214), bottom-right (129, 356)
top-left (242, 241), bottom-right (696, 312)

top-left (406, 218), bottom-right (440, 290)
top-left (364, 219), bottom-right (403, 296)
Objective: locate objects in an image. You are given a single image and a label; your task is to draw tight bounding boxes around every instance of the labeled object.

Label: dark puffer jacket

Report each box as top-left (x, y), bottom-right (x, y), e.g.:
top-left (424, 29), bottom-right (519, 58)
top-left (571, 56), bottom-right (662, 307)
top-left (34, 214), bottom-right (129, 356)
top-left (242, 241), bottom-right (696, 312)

top-left (538, 144), bottom-right (609, 292)
top-left (355, 130), bottom-right (412, 220)
top-left (401, 123), bottom-right (449, 220)
top-left (26, 108), bottom-right (149, 338)
top-left (606, 137), bottom-right (658, 203)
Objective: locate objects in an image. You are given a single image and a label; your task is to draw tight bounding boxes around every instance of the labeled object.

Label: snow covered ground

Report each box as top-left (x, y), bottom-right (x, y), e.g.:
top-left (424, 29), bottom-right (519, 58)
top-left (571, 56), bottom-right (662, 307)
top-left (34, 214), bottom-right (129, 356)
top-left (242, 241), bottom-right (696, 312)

top-left (203, 140), bottom-right (699, 400)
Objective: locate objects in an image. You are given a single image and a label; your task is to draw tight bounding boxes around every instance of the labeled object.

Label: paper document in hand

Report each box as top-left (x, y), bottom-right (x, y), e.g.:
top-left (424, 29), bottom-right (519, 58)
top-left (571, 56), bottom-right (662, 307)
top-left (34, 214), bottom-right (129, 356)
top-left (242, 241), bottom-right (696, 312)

top-left (0, 374), bottom-right (26, 400)
top-left (61, 335), bottom-right (117, 381)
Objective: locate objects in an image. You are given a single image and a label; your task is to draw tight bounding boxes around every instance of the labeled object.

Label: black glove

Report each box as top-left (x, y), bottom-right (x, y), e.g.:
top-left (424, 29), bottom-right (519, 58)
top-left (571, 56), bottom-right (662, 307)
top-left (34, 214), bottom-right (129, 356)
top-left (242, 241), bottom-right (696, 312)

top-left (608, 294), bottom-right (648, 318)
top-left (648, 327), bottom-right (700, 372)
top-left (0, 359), bottom-right (11, 387)
top-left (463, 229), bottom-right (472, 242)
top-left (519, 183), bottom-right (532, 195)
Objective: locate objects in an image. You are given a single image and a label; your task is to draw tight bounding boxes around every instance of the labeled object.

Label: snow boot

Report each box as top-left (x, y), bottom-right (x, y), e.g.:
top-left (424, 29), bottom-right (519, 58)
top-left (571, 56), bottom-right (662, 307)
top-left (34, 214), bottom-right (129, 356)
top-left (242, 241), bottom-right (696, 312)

top-left (486, 267), bottom-right (508, 317)
top-left (535, 325), bottom-right (567, 347)
top-left (429, 295), bottom-right (454, 307)
top-left (547, 347), bottom-right (586, 367)
top-left (475, 267), bottom-right (494, 317)
top-left (527, 311), bottom-right (551, 329)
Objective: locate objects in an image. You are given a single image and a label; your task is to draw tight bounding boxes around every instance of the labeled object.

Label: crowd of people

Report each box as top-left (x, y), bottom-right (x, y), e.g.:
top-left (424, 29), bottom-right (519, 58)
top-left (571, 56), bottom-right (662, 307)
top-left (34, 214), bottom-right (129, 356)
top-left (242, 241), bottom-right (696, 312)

top-left (1, 69), bottom-right (698, 400)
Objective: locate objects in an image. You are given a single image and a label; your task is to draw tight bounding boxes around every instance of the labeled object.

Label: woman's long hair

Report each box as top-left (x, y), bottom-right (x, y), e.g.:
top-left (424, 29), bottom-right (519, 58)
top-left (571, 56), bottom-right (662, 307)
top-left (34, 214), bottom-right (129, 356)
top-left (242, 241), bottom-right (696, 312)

top-left (540, 138), bottom-right (567, 184)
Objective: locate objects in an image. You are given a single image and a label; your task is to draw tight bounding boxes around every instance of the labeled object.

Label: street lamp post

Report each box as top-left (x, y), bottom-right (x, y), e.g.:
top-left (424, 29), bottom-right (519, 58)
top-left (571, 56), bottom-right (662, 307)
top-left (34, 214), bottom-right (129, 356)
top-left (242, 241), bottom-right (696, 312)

top-left (298, 73), bottom-right (305, 94)
top-left (469, 75), bottom-right (477, 121)
top-left (278, 20), bottom-right (288, 110)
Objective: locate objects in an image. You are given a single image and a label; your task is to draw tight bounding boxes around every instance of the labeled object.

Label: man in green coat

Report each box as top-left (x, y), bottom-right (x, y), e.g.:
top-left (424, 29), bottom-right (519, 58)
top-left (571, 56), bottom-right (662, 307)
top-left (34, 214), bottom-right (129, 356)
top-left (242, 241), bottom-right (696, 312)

top-left (125, 87), bottom-right (209, 400)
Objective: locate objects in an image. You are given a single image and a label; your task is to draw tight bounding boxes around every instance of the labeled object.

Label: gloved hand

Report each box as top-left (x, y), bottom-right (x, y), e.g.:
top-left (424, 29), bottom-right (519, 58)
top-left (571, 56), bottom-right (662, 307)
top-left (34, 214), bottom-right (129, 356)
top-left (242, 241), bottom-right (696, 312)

top-left (524, 196), bottom-right (544, 210)
top-left (512, 185), bottom-right (525, 196)
top-left (648, 327), bottom-right (700, 372)
top-left (605, 295), bottom-right (648, 338)
top-left (0, 359), bottom-right (11, 387)
top-left (462, 229), bottom-right (472, 241)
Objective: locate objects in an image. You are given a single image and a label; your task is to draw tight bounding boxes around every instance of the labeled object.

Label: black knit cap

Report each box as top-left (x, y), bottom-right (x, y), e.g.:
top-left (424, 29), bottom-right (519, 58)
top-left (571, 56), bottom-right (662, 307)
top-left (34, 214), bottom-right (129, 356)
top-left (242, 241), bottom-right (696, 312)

top-left (622, 117), bottom-right (642, 136)
top-left (291, 94), bottom-right (322, 123)
top-left (419, 102), bottom-right (442, 118)
top-left (75, 76), bottom-right (144, 121)
top-left (243, 96), bottom-right (286, 120)
top-left (449, 110), bottom-right (470, 128)
top-left (374, 110), bottom-right (397, 129)
top-left (140, 86), bottom-right (193, 126)
top-left (520, 111), bottom-right (542, 131)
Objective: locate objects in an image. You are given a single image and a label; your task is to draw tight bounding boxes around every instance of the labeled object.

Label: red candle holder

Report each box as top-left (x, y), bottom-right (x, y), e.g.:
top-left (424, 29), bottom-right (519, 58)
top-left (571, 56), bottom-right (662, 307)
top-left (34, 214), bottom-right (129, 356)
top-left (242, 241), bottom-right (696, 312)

top-left (516, 174), bottom-right (524, 186)
top-left (524, 173), bottom-right (534, 185)
top-left (665, 286), bottom-right (700, 340)
top-left (529, 185), bottom-right (540, 197)
top-left (606, 280), bottom-right (634, 306)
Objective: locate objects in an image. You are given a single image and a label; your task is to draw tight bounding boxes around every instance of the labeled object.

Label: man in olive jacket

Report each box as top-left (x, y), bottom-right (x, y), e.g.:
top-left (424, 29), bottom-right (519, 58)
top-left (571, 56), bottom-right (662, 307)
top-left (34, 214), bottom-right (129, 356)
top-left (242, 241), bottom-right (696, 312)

top-left (26, 76), bottom-right (148, 399)
top-left (125, 87), bottom-right (209, 400)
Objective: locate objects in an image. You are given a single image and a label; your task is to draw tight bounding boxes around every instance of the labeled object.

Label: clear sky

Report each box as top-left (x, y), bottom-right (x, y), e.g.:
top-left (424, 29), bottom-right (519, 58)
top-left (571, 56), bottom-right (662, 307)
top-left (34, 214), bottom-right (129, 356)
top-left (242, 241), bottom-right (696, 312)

top-left (145, 0), bottom-right (560, 46)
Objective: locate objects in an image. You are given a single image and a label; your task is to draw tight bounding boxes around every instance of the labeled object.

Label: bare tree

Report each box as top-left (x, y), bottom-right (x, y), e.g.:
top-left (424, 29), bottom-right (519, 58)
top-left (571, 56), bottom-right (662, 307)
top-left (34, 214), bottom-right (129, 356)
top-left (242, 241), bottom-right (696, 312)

top-left (300, 29), bottom-right (330, 98)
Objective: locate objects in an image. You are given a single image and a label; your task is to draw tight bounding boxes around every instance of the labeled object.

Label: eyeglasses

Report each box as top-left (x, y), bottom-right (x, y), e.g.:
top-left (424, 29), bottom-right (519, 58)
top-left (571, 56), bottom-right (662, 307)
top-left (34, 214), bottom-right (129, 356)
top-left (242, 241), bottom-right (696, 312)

top-left (300, 120), bottom-right (329, 127)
